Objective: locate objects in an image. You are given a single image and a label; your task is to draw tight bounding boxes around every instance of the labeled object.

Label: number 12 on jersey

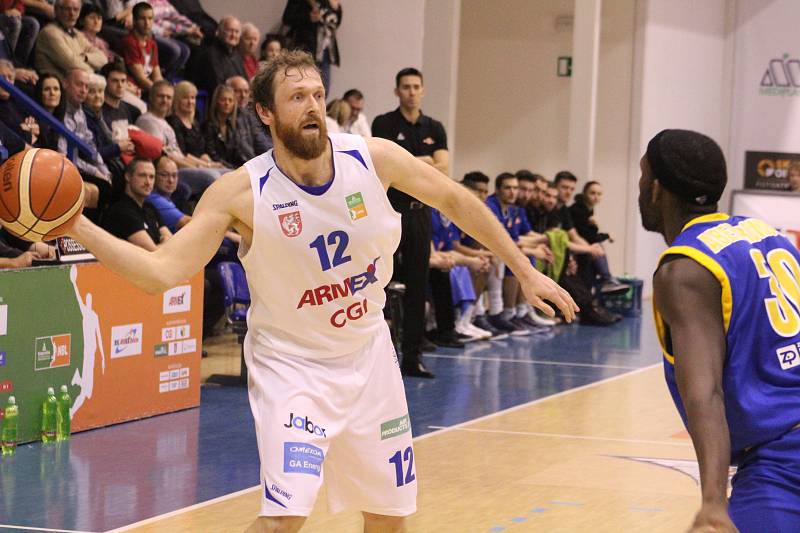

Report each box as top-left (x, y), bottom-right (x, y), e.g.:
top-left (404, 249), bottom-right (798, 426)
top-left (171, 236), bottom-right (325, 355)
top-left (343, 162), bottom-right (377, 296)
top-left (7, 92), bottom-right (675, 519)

top-left (309, 231), bottom-right (352, 271)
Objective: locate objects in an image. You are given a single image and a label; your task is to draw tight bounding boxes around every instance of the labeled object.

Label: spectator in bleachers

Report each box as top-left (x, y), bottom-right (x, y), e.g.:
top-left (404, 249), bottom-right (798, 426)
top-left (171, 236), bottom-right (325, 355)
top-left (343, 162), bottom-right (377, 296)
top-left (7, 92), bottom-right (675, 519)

top-left (282, 0), bottom-right (340, 93)
top-left (191, 15), bottom-right (245, 95)
top-left (136, 79), bottom-right (223, 197)
top-left (0, 59), bottom-right (39, 154)
top-left (0, 0), bottom-right (39, 66)
top-left (101, 156), bottom-right (170, 249)
top-left (168, 0), bottom-right (216, 45)
top-left (259, 33), bottom-right (282, 66)
top-left (84, 73), bottom-right (133, 174)
top-left (789, 162), bottom-right (800, 193)
top-left (100, 62), bottom-right (141, 132)
top-left (120, 1), bottom-right (161, 93)
top-left (148, 0), bottom-right (202, 47)
top-left (147, 155), bottom-right (190, 231)
top-left (60, 67), bottom-right (113, 214)
top-left (239, 22), bottom-right (259, 79)
top-left (33, 71), bottom-right (62, 149)
top-left (342, 88), bottom-right (370, 137)
top-left (35, 0), bottom-right (107, 79)
top-left (324, 98), bottom-right (349, 134)
top-left (167, 79), bottom-right (227, 172)
top-left (100, 1), bottom-right (188, 81)
top-left (77, 3), bottom-right (114, 64)
top-left (202, 84), bottom-right (243, 168)
top-left (225, 75), bottom-right (270, 158)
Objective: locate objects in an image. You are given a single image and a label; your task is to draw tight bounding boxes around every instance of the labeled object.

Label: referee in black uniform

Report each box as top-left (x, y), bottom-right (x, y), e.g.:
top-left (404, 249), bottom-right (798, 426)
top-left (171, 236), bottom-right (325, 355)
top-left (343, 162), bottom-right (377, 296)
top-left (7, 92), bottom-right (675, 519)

top-left (372, 67), bottom-right (455, 379)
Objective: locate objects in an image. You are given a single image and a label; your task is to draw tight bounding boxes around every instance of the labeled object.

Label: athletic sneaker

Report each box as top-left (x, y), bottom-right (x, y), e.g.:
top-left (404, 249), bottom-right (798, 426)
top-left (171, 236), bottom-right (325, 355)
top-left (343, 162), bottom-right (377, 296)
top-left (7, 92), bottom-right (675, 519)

top-left (511, 317), bottom-right (537, 335)
top-left (472, 315), bottom-right (510, 340)
top-left (487, 313), bottom-right (529, 336)
top-left (524, 309), bottom-right (557, 327)
top-left (516, 314), bottom-right (553, 334)
top-left (600, 279), bottom-right (630, 295)
top-left (455, 323), bottom-right (488, 342)
top-left (463, 322), bottom-right (492, 340)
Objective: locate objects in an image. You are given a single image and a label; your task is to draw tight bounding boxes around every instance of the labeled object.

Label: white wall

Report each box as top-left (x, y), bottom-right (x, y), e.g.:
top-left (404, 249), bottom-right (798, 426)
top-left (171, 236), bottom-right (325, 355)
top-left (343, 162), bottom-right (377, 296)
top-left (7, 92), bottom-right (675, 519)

top-left (454, 0), bottom-right (574, 182)
top-left (625, 0), bottom-right (734, 293)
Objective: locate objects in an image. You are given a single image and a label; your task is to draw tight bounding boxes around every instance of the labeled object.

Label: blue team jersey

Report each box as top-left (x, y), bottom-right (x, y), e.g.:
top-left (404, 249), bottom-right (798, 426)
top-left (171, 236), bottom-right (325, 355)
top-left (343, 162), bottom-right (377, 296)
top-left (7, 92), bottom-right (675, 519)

top-left (430, 208), bottom-right (460, 251)
top-left (486, 195), bottom-right (531, 241)
top-left (654, 213), bottom-right (800, 460)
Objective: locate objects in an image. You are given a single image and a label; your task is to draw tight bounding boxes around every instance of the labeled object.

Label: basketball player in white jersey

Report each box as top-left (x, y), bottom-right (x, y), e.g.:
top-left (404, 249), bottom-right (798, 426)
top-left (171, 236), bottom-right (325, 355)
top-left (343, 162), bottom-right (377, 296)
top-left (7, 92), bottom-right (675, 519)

top-left (65, 51), bottom-right (578, 532)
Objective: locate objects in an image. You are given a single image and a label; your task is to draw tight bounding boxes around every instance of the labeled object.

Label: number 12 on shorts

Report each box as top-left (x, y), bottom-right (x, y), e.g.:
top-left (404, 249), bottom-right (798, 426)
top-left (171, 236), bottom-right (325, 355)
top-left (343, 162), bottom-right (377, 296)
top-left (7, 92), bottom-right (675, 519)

top-left (389, 446), bottom-right (415, 487)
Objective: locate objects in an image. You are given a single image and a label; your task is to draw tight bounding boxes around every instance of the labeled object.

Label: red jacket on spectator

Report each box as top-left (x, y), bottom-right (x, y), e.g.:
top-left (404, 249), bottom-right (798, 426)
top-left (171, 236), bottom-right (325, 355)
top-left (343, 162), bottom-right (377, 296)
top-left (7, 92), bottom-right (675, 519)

top-left (0, 0), bottom-right (24, 13)
top-left (120, 32), bottom-right (159, 87)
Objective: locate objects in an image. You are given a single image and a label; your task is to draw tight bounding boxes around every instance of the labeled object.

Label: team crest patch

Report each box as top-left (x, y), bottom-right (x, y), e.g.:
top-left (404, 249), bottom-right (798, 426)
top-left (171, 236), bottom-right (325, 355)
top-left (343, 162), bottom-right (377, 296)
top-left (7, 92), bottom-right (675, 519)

top-left (279, 211), bottom-right (303, 237)
top-left (346, 192), bottom-right (368, 221)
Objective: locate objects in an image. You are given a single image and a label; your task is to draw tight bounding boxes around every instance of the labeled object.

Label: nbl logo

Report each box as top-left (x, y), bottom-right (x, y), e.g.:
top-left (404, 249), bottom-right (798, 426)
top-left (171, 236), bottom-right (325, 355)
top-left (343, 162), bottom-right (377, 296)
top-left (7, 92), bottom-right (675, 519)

top-left (776, 343), bottom-right (800, 371)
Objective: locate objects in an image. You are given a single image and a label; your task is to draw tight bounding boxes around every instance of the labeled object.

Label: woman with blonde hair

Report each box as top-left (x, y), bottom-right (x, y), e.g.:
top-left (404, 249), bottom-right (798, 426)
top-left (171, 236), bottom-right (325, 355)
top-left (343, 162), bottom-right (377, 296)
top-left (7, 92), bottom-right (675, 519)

top-left (325, 98), bottom-right (350, 134)
top-left (167, 80), bottom-right (227, 174)
top-left (203, 84), bottom-right (244, 168)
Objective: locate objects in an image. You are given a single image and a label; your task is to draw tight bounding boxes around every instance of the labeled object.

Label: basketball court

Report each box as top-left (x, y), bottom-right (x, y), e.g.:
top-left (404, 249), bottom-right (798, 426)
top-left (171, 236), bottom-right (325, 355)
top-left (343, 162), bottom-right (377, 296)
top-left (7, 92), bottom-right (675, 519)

top-left (0, 306), bottom-right (710, 533)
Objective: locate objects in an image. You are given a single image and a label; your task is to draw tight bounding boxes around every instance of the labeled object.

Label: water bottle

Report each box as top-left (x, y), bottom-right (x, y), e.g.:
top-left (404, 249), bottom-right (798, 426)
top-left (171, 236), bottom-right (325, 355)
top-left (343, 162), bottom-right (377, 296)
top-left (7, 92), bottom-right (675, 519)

top-left (56, 385), bottom-right (71, 441)
top-left (2, 396), bottom-right (18, 455)
top-left (41, 387), bottom-right (57, 443)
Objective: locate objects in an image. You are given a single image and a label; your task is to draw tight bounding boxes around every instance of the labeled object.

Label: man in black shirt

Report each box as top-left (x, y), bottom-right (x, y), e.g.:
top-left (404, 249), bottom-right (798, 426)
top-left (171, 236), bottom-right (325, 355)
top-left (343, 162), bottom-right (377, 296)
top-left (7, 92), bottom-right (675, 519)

top-left (372, 67), bottom-right (455, 378)
top-left (191, 16), bottom-right (245, 95)
top-left (102, 157), bottom-right (170, 250)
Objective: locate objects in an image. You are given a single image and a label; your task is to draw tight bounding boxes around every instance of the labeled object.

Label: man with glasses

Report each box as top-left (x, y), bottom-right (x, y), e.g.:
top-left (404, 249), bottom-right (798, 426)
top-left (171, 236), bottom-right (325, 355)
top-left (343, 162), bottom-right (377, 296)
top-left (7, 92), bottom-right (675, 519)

top-left (35, 0), bottom-right (107, 79)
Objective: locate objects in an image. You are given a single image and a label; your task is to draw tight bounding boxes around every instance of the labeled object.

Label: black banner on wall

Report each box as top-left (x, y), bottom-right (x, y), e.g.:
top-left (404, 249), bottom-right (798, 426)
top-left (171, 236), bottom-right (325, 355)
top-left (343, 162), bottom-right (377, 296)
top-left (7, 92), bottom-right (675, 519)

top-left (744, 151), bottom-right (800, 190)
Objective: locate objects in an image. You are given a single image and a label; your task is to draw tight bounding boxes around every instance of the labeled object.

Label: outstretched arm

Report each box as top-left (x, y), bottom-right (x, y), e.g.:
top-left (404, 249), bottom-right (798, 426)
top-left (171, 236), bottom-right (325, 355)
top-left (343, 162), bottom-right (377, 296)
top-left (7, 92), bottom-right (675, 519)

top-left (368, 137), bottom-right (578, 321)
top-left (67, 169), bottom-right (248, 294)
top-left (654, 258), bottom-right (736, 533)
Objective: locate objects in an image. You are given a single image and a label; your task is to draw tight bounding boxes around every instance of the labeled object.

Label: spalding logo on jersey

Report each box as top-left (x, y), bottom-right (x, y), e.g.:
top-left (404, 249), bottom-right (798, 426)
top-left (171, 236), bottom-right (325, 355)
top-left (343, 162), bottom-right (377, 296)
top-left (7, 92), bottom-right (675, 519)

top-left (279, 211), bottom-right (303, 237)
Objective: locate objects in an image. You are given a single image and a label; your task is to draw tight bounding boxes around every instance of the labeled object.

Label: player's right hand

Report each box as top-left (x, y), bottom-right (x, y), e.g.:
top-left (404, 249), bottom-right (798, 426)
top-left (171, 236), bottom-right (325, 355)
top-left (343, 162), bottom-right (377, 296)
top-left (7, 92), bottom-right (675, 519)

top-left (686, 505), bottom-right (738, 533)
top-left (519, 269), bottom-right (579, 323)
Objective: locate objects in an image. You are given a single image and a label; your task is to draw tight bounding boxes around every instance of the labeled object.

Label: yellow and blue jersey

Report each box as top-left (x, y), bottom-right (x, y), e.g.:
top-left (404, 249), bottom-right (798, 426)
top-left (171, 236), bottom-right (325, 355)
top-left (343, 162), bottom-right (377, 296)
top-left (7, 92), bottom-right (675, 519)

top-left (654, 213), bottom-right (800, 460)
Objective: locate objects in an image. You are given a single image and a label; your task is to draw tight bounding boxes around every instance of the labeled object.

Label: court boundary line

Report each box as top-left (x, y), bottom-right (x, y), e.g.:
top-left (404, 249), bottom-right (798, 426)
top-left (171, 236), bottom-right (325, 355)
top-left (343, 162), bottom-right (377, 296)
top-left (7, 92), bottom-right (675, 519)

top-left (104, 363), bottom-right (661, 532)
top-left (425, 353), bottom-right (644, 370)
top-left (0, 525), bottom-right (96, 533)
top-left (425, 425), bottom-right (692, 447)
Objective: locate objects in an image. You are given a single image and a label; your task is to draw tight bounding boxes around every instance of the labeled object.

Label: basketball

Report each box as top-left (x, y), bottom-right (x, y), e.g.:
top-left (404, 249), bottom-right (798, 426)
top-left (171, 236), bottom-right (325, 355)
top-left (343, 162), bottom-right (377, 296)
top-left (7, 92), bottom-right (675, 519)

top-left (0, 148), bottom-right (85, 243)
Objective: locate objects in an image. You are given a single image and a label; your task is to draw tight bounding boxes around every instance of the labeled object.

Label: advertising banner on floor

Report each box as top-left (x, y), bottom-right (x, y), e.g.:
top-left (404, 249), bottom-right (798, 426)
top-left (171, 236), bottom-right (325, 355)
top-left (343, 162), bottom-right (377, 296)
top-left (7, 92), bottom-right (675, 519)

top-left (0, 263), bottom-right (203, 443)
top-left (730, 189), bottom-right (800, 248)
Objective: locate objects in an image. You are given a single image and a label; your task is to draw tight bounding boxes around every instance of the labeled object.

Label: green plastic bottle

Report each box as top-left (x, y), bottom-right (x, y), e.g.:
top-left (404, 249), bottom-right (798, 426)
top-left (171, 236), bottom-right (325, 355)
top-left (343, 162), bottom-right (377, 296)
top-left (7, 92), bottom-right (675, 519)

top-left (2, 396), bottom-right (18, 455)
top-left (56, 385), bottom-right (71, 441)
top-left (41, 387), bottom-right (57, 443)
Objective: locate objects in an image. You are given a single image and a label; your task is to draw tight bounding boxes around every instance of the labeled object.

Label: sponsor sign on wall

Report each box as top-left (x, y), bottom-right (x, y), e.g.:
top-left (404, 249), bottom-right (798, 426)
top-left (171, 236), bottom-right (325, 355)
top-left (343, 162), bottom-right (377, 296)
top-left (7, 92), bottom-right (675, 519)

top-left (744, 151), bottom-right (800, 190)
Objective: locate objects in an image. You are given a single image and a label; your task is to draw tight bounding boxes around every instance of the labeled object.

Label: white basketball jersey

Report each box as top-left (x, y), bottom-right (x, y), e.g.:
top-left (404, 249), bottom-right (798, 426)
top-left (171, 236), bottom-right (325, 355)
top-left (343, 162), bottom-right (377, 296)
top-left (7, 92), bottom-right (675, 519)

top-left (240, 134), bottom-right (401, 358)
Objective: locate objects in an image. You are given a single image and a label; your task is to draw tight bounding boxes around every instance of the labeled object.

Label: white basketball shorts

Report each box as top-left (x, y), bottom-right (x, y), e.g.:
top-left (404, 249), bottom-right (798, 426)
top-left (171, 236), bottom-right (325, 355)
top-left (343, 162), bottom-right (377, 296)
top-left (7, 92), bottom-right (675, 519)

top-left (244, 323), bottom-right (417, 517)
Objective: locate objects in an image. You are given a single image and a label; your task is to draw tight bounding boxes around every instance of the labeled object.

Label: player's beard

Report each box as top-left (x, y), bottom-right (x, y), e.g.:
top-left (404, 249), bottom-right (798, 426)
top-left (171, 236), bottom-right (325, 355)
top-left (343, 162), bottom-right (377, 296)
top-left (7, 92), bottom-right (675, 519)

top-left (274, 112), bottom-right (328, 160)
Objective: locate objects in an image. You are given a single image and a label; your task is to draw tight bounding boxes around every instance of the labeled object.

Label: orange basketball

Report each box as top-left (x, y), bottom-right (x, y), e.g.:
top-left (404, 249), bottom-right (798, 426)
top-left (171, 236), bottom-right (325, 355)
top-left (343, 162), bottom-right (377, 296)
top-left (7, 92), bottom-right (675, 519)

top-left (0, 149), bottom-right (84, 242)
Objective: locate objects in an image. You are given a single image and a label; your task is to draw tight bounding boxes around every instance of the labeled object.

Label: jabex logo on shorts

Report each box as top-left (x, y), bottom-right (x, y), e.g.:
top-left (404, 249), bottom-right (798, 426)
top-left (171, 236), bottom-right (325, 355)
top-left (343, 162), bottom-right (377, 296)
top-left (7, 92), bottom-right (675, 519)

top-left (284, 413), bottom-right (327, 437)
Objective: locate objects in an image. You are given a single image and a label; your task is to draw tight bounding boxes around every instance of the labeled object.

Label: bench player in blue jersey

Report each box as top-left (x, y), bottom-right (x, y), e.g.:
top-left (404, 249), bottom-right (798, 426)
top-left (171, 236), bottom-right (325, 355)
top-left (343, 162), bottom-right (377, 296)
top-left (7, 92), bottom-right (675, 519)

top-left (56, 50), bottom-right (578, 533)
top-left (640, 129), bottom-right (800, 533)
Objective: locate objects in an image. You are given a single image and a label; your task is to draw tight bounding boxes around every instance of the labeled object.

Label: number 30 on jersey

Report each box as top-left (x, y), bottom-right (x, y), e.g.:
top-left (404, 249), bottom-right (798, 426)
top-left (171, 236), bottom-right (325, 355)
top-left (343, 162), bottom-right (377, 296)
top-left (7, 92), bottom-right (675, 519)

top-left (750, 248), bottom-right (800, 337)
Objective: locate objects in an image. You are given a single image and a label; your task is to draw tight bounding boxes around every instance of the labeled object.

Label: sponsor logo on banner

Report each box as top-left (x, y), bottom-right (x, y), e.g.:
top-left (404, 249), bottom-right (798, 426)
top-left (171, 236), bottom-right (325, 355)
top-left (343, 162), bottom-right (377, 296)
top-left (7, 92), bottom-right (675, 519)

top-left (163, 285), bottom-right (191, 314)
top-left (0, 380), bottom-right (12, 393)
top-left (111, 323), bottom-right (143, 358)
top-left (284, 413), bottom-right (327, 437)
top-left (159, 382), bottom-right (169, 393)
top-left (345, 192), bottom-right (368, 221)
top-left (283, 442), bottom-right (324, 476)
top-left (380, 414), bottom-right (410, 440)
top-left (744, 151), bottom-right (800, 190)
top-left (760, 53), bottom-right (800, 97)
top-left (777, 342), bottom-right (800, 371)
top-left (0, 304), bottom-right (7, 336)
top-left (279, 211), bottom-right (303, 238)
top-left (179, 367), bottom-right (189, 378)
top-left (159, 371), bottom-right (170, 382)
top-left (154, 343), bottom-right (168, 357)
top-left (34, 334), bottom-right (71, 370)
top-left (0, 351), bottom-right (5, 366)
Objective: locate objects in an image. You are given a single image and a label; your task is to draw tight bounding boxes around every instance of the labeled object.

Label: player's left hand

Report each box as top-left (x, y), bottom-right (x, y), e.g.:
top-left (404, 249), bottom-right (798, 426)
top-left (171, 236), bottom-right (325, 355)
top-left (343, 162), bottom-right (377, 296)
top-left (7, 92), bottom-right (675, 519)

top-left (519, 270), bottom-right (578, 322)
top-left (687, 504), bottom-right (738, 533)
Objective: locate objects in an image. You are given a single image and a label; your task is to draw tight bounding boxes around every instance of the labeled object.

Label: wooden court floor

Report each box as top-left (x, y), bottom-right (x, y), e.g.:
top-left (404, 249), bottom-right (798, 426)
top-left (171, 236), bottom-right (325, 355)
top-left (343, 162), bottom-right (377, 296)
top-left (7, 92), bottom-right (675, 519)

top-left (115, 364), bottom-right (708, 533)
